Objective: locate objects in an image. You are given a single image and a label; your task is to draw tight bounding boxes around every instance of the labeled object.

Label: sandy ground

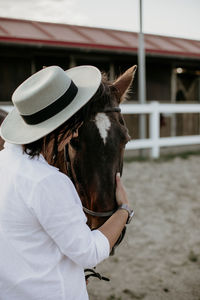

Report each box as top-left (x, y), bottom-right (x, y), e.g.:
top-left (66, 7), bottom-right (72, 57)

top-left (87, 155), bottom-right (200, 300)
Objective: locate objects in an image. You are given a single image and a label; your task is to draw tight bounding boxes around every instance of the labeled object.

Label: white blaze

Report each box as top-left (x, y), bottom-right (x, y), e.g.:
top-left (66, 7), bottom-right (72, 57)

top-left (95, 113), bottom-right (111, 144)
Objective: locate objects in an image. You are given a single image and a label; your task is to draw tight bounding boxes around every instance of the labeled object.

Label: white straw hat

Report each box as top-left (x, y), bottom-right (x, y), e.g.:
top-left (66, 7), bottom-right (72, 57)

top-left (1, 65), bottom-right (101, 144)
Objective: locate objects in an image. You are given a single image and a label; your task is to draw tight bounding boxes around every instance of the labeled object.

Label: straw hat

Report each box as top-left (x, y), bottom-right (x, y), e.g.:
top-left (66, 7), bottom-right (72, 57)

top-left (1, 65), bottom-right (101, 144)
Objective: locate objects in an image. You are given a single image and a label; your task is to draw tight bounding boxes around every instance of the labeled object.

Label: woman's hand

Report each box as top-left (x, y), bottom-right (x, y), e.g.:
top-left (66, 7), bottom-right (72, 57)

top-left (115, 173), bottom-right (129, 206)
top-left (99, 174), bottom-right (130, 249)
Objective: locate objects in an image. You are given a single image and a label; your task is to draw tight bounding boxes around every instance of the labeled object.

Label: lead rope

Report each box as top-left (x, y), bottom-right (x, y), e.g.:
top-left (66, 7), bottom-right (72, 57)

top-left (84, 268), bottom-right (110, 282)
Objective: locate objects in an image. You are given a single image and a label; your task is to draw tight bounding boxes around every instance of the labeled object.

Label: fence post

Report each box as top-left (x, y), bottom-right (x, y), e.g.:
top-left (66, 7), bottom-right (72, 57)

top-left (150, 101), bottom-right (160, 158)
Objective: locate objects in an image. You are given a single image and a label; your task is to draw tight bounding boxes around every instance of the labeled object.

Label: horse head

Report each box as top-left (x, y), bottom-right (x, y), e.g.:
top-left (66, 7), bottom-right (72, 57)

top-left (66, 66), bottom-right (137, 230)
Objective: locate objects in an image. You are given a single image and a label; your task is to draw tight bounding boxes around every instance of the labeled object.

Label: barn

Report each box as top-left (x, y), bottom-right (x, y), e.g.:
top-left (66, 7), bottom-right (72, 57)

top-left (0, 17), bottom-right (200, 139)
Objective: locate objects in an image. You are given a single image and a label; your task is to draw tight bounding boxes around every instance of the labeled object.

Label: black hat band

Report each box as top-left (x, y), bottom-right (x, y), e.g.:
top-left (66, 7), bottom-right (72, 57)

top-left (20, 80), bottom-right (78, 125)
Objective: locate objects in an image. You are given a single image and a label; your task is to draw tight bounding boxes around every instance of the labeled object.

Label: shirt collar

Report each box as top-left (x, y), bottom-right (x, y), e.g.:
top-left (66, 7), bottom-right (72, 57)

top-left (4, 142), bottom-right (49, 165)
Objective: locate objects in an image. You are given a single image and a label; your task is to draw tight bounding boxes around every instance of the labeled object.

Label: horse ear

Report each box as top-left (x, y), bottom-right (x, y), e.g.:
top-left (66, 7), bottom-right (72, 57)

top-left (113, 65), bottom-right (137, 103)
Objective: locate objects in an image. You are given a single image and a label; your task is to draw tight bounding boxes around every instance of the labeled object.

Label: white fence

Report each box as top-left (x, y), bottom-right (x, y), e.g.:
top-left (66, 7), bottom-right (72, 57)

top-left (1, 103), bottom-right (200, 159)
top-left (121, 101), bottom-right (200, 158)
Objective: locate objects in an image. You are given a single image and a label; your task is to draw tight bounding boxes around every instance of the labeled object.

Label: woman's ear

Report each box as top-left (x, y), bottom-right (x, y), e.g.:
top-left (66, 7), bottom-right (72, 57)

top-left (113, 65), bottom-right (137, 103)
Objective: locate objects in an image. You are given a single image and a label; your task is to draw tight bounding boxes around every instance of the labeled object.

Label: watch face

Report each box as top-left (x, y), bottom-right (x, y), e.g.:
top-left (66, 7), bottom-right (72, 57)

top-left (127, 210), bottom-right (134, 224)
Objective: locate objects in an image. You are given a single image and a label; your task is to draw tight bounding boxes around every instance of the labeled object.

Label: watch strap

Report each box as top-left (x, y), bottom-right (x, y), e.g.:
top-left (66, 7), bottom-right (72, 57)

top-left (118, 204), bottom-right (134, 224)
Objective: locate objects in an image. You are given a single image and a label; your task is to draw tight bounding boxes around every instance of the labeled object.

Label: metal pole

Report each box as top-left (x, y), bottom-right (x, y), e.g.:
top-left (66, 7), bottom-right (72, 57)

top-left (69, 55), bottom-right (76, 68)
top-left (109, 62), bottom-right (115, 81)
top-left (138, 0), bottom-right (146, 141)
top-left (171, 67), bottom-right (177, 137)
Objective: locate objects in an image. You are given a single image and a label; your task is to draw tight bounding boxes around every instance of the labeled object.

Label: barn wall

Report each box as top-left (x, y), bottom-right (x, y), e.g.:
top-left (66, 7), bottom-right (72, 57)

top-left (0, 43), bottom-right (199, 138)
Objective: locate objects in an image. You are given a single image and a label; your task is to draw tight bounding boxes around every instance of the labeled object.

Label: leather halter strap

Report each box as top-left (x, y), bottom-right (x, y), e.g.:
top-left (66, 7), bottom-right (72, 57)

top-left (96, 107), bottom-right (121, 113)
top-left (84, 268), bottom-right (110, 282)
top-left (83, 206), bottom-right (116, 217)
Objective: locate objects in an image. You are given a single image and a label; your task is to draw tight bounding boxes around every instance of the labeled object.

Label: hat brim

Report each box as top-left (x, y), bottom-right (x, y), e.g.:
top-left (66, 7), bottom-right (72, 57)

top-left (1, 66), bottom-right (101, 144)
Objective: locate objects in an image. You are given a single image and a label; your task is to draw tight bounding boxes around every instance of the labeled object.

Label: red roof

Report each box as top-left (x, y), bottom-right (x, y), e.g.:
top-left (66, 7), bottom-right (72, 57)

top-left (0, 17), bottom-right (200, 58)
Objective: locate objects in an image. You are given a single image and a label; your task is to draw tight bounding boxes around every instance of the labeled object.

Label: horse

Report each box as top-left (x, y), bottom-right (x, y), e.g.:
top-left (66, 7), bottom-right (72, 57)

top-left (55, 66), bottom-right (137, 245)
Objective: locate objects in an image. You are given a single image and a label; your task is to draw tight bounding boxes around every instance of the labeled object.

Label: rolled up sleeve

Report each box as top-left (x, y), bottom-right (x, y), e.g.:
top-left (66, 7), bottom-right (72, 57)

top-left (28, 173), bottom-right (110, 268)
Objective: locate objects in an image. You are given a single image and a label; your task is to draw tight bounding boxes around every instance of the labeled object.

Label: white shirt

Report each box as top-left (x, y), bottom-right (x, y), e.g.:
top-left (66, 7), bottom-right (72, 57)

top-left (0, 142), bottom-right (110, 300)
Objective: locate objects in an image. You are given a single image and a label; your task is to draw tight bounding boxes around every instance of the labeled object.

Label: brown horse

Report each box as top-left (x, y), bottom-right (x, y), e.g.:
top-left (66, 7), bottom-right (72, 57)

top-left (56, 66), bottom-right (137, 236)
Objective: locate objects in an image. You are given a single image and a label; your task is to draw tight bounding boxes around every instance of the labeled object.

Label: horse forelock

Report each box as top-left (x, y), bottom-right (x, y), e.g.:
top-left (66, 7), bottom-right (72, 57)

top-left (86, 79), bottom-right (119, 115)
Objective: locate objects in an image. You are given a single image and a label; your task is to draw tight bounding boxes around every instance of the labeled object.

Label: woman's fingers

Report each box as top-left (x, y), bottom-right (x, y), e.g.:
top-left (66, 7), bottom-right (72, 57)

top-left (115, 173), bottom-right (129, 206)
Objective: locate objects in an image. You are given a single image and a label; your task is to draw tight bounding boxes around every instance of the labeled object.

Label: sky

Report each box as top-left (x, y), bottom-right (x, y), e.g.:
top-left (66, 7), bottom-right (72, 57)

top-left (0, 0), bottom-right (200, 40)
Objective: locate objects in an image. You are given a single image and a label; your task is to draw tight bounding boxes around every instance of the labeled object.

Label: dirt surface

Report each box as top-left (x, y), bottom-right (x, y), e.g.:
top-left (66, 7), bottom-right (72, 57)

top-left (87, 155), bottom-right (200, 300)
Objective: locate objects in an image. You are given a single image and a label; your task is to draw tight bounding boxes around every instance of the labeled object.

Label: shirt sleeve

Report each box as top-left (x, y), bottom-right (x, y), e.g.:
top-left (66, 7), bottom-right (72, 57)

top-left (28, 172), bottom-right (110, 269)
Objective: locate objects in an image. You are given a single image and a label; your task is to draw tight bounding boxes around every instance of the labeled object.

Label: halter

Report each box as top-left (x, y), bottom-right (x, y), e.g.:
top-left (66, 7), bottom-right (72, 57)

top-left (83, 207), bottom-right (116, 217)
top-left (96, 107), bottom-right (121, 113)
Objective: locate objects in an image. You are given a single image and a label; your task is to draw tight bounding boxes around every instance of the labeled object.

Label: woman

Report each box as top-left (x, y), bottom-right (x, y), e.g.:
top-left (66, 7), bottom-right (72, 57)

top-left (0, 65), bottom-right (133, 300)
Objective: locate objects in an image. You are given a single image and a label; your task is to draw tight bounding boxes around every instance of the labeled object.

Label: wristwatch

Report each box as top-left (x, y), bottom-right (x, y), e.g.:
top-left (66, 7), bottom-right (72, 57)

top-left (118, 204), bottom-right (134, 224)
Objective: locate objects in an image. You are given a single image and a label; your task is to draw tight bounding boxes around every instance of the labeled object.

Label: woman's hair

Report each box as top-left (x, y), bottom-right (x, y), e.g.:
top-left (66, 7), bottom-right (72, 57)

top-left (23, 103), bottom-right (90, 163)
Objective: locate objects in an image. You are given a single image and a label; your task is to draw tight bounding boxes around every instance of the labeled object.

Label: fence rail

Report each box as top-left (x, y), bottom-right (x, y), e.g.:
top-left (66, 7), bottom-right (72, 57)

top-left (121, 101), bottom-right (200, 158)
top-left (1, 102), bottom-right (200, 158)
